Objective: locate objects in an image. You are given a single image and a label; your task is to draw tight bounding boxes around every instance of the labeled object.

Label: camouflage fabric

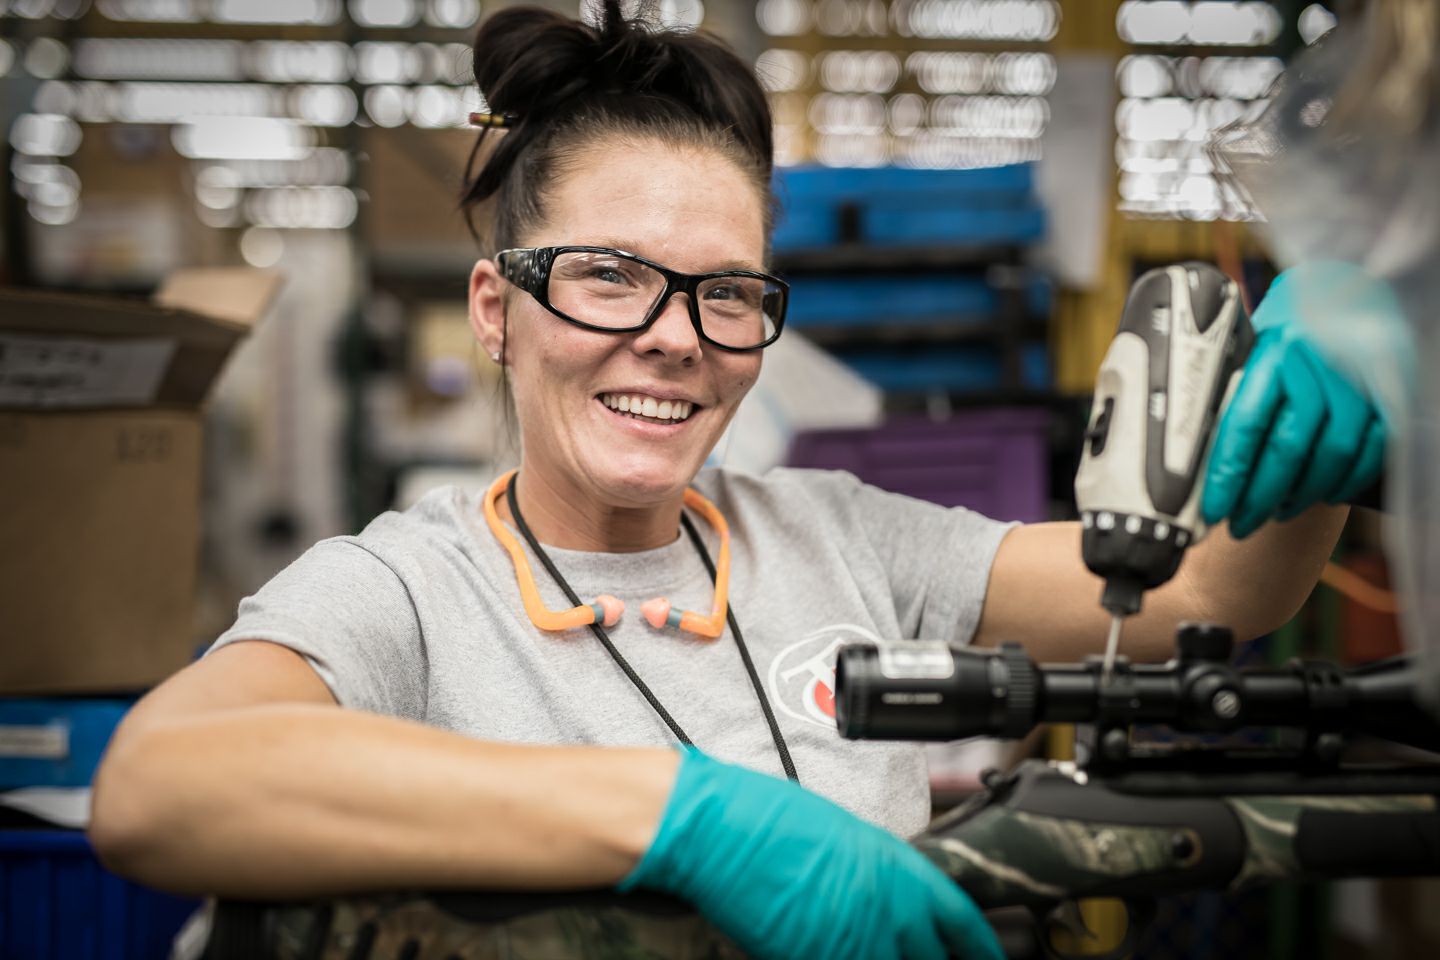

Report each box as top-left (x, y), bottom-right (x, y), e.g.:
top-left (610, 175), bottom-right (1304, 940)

top-left (1228, 793), bottom-right (1437, 889)
top-left (914, 761), bottom-right (1440, 910)
top-left (237, 893), bottom-right (749, 960)
top-left (915, 804), bottom-right (1186, 909)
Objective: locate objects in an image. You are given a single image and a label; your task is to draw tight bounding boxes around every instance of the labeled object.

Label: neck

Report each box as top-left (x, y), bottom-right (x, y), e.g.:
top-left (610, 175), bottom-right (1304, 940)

top-left (506, 465), bottom-right (684, 553)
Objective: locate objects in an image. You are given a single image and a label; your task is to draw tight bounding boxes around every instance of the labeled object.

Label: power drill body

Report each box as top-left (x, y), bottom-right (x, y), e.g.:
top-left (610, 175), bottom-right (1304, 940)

top-left (1075, 263), bottom-right (1256, 628)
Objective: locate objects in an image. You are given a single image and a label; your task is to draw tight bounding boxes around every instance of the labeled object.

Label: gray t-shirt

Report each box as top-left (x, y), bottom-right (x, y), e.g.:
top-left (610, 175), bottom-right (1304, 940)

top-left (211, 467), bottom-right (1013, 839)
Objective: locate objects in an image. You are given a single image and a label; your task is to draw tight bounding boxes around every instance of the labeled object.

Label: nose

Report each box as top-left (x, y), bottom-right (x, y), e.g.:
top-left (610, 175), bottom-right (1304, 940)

top-left (632, 289), bottom-right (703, 365)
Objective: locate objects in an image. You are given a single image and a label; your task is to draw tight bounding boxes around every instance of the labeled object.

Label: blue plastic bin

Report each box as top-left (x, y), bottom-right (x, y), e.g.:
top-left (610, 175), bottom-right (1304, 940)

top-left (0, 830), bottom-right (199, 960)
top-left (0, 700), bottom-right (131, 790)
top-left (785, 276), bottom-right (997, 327)
top-left (862, 205), bottom-right (1045, 246)
top-left (783, 275), bottom-right (1052, 329)
top-left (835, 343), bottom-right (1050, 394)
top-left (772, 164), bottom-right (1045, 250)
top-left (775, 163), bottom-right (1034, 200)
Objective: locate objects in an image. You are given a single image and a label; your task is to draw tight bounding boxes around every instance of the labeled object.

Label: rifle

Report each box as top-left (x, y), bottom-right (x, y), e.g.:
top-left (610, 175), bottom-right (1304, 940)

top-left (835, 622), bottom-right (1440, 959)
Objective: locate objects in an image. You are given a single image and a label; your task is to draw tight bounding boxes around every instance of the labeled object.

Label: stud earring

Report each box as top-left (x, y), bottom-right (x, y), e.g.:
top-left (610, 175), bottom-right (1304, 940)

top-left (491, 351), bottom-right (501, 363)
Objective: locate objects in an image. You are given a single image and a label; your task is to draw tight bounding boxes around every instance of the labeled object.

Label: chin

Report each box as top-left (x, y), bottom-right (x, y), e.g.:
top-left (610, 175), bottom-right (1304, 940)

top-left (591, 455), bottom-right (702, 505)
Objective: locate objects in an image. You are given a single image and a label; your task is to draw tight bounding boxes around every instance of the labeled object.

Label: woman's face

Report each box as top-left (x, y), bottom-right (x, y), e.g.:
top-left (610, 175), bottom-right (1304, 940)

top-left (482, 137), bottom-right (767, 509)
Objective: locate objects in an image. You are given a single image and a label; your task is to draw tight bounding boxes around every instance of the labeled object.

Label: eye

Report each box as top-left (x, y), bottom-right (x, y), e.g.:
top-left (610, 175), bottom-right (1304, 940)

top-left (557, 254), bottom-right (644, 287)
top-left (702, 278), bottom-right (763, 307)
top-left (589, 265), bottom-right (631, 285)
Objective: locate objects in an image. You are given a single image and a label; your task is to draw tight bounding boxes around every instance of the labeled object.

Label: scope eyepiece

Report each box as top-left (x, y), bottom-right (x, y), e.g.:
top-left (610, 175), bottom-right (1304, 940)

top-left (835, 641), bottom-right (1040, 741)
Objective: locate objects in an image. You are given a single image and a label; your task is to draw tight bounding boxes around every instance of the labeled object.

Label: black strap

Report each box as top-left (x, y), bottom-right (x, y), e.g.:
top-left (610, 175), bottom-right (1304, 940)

top-left (679, 512), bottom-right (798, 782)
top-left (505, 474), bottom-right (799, 783)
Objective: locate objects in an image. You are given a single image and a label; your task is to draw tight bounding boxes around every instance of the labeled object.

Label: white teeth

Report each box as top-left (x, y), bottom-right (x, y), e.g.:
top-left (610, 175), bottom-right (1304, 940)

top-left (599, 393), bottom-right (695, 421)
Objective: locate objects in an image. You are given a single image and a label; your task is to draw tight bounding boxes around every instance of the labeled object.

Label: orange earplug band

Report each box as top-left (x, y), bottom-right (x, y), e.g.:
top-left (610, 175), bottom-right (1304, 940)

top-left (484, 471), bottom-right (623, 631)
top-left (483, 470), bottom-right (731, 639)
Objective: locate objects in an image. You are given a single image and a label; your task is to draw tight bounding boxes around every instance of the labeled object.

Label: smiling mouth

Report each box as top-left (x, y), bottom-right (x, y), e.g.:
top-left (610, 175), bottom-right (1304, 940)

top-left (598, 392), bottom-right (698, 425)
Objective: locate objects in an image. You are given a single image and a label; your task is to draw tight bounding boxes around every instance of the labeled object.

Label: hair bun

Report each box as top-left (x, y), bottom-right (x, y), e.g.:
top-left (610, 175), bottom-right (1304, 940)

top-left (461, 1), bottom-right (774, 250)
top-left (471, 7), bottom-right (589, 121)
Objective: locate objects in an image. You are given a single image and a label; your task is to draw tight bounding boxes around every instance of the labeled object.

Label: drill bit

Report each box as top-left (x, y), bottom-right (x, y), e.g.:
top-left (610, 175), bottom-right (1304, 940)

top-left (1101, 612), bottom-right (1124, 686)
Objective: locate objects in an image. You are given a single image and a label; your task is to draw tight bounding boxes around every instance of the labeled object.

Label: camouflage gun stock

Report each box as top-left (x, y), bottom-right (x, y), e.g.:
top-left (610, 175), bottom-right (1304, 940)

top-left (914, 760), bottom-right (1440, 960)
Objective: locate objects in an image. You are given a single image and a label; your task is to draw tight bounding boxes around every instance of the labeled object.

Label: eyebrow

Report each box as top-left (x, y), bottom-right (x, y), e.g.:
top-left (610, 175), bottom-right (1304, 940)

top-left (581, 238), bottom-right (762, 273)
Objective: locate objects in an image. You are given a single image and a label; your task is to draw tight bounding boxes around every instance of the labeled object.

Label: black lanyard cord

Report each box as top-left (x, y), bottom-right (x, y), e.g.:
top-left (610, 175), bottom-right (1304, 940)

top-left (504, 474), bottom-right (799, 783)
top-left (678, 512), bottom-right (799, 782)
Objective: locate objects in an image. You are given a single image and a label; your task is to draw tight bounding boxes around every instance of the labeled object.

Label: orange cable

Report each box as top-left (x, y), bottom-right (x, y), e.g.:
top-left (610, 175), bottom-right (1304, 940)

top-left (1211, 219), bottom-right (1254, 314)
top-left (484, 469), bottom-right (604, 630)
top-left (676, 487), bottom-right (730, 638)
top-left (1319, 560), bottom-right (1400, 614)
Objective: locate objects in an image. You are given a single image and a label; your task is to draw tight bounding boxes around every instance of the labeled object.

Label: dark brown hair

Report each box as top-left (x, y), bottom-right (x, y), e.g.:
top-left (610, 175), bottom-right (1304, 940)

top-left (460, 0), bottom-right (777, 257)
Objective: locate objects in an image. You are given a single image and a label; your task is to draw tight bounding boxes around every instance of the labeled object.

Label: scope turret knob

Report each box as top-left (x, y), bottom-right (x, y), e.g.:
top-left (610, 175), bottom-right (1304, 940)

top-left (1177, 622), bottom-right (1234, 663)
top-left (1211, 688), bottom-right (1241, 720)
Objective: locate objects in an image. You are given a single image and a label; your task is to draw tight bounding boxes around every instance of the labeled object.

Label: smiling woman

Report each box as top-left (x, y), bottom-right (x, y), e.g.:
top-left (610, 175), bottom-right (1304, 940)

top-left (85, 1), bottom-right (1348, 958)
top-left (470, 143), bottom-right (772, 546)
top-left (85, 3), bottom-right (1007, 958)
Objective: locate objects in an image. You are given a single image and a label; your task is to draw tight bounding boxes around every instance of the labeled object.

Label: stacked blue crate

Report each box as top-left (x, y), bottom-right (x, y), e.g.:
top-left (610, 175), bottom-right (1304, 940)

top-left (772, 163), bottom-right (1051, 394)
top-left (0, 699), bottom-right (200, 960)
top-left (773, 163), bottom-right (1043, 249)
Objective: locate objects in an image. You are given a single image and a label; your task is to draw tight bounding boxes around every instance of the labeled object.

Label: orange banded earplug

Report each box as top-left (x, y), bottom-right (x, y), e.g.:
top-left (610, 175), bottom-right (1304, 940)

top-left (484, 471), bottom-right (628, 632)
top-left (484, 470), bottom-right (732, 640)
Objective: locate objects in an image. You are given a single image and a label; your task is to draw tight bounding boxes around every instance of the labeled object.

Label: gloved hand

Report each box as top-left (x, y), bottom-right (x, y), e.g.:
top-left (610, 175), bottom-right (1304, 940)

top-left (1202, 264), bottom-right (1390, 539)
top-left (620, 749), bottom-right (1003, 960)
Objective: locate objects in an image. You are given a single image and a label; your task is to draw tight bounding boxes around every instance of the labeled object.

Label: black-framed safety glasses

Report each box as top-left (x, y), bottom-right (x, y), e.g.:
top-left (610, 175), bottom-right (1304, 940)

top-left (494, 245), bottom-right (787, 351)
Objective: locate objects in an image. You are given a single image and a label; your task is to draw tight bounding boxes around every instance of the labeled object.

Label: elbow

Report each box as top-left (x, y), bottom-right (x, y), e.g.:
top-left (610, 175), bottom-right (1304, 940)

top-left (88, 729), bottom-right (173, 884)
top-left (1240, 589), bottom-right (1311, 643)
top-left (1187, 579), bottom-right (1310, 647)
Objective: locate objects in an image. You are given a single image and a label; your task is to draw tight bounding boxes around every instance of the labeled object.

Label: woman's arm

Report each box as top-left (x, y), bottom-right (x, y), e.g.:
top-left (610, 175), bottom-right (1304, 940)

top-left (93, 638), bottom-right (1005, 959)
top-left (972, 505), bottom-right (1345, 662)
top-left (89, 640), bottom-right (678, 898)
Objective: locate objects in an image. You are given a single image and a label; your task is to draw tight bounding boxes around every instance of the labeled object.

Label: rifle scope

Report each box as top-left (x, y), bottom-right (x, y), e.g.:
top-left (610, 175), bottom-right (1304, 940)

top-left (835, 623), bottom-right (1440, 753)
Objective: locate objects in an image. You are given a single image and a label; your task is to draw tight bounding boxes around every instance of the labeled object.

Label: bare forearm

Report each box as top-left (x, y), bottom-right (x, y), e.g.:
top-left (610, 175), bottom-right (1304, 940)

top-left (90, 705), bottom-right (678, 898)
top-left (977, 506), bottom-right (1346, 663)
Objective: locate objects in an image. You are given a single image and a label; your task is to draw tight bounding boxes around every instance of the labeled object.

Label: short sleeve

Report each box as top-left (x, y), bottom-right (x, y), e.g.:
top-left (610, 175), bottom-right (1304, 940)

top-left (208, 537), bottom-right (427, 720)
top-left (783, 469), bottom-right (1016, 645)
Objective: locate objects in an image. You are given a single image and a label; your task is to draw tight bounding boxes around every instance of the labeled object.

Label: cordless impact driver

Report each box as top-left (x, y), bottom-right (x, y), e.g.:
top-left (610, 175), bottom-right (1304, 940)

top-left (1074, 262), bottom-right (1256, 680)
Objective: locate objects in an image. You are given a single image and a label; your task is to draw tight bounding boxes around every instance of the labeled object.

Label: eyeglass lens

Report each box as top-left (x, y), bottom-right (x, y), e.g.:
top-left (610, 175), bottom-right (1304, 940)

top-left (548, 250), bottom-right (781, 349)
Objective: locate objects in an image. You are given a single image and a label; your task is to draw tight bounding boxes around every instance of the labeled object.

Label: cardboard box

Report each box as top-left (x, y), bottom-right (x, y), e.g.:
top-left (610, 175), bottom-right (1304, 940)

top-left (0, 269), bottom-right (279, 694)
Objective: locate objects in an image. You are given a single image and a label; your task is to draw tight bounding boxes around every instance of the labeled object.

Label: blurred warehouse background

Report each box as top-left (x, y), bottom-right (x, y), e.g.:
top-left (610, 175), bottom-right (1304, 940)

top-left (0, 0), bottom-right (1342, 620)
top-left (4, 1), bottom-right (1431, 958)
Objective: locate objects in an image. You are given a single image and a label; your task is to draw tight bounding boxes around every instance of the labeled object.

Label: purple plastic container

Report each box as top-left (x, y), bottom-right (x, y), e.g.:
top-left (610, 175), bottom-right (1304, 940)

top-left (786, 410), bottom-right (1050, 523)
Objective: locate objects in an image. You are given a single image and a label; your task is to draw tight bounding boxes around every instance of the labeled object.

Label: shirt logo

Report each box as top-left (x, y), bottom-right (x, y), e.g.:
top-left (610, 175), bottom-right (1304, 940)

top-left (767, 624), bottom-right (884, 729)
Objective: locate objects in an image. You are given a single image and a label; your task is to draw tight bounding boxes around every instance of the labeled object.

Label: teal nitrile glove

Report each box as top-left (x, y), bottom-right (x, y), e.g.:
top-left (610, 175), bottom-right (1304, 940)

top-left (1201, 264), bottom-right (1390, 540)
top-left (621, 749), bottom-right (1003, 960)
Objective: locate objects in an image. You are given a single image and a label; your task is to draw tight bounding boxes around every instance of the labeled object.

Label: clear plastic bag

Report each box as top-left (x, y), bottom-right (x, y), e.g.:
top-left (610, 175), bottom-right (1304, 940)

top-left (1210, 0), bottom-right (1440, 710)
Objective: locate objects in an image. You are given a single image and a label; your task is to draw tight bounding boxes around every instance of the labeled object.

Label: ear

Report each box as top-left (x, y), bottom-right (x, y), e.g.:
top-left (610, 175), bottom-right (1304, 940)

top-left (469, 258), bottom-right (506, 361)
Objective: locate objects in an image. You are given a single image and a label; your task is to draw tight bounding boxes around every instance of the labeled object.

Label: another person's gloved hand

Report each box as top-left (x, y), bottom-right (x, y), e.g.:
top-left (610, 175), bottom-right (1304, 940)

top-left (1202, 264), bottom-right (1390, 539)
top-left (621, 749), bottom-right (1003, 960)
